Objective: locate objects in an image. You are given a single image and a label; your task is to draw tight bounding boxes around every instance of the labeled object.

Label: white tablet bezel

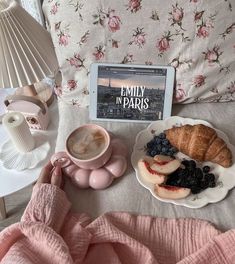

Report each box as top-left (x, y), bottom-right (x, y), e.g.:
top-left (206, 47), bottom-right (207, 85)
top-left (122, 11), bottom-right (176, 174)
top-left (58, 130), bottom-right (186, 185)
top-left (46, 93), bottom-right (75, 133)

top-left (89, 63), bottom-right (175, 123)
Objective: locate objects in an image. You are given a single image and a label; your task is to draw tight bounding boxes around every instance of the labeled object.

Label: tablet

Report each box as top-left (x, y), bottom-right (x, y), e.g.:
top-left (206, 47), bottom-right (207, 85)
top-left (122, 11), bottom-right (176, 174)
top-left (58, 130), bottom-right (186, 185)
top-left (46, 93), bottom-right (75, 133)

top-left (89, 63), bottom-right (175, 123)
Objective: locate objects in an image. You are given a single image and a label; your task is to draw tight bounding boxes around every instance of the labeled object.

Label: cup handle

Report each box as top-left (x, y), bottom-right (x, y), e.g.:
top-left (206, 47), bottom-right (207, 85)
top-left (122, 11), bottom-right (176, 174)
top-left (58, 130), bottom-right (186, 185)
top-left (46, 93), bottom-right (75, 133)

top-left (51, 152), bottom-right (72, 168)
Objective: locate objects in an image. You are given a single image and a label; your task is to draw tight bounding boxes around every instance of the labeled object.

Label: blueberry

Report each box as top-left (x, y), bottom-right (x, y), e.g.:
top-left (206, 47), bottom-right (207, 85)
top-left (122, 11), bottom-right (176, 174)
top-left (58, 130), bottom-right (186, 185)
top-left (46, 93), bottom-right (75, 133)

top-left (166, 170), bottom-right (182, 186)
top-left (180, 180), bottom-right (189, 188)
top-left (188, 176), bottom-right (199, 188)
top-left (162, 139), bottom-right (169, 146)
top-left (191, 186), bottom-right (201, 194)
top-left (182, 160), bottom-right (190, 167)
top-left (204, 173), bottom-right (215, 182)
top-left (170, 147), bottom-right (178, 154)
top-left (156, 145), bottom-right (162, 151)
top-left (150, 150), bottom-right (157, 157)
top-left (154, 137), bottom-right (162, 144)
top-left (188, 160), bottom-right (196, 169)
top-left (161, 147), bottom-right (167, 153)
top-left (200, 179), bottom-right (209, 190)
top-left (178, 168), bottom-right (189, 178)
top-left (165, 178), bottom-right (178, 186)
top-left (176, 168), bottom-right (184, 175)
top-left (167, 151), bottom-right (174, 157)
top-left (147, 141), bottom-right (154, 148)
top-left (177, 170), bottom-right (191, 187)
top-left (208, 180), bottom-right (216, 188)
top-left (203, 166), bottom-right (210, 174)
top-left (158, 133), bottom-right (166, 139)
top-left (157, 150), bottom-right (161, 155)
top-left (204, 173), bottom-right (216, 188)
top-left (195, 168), bottom-right (203, 180)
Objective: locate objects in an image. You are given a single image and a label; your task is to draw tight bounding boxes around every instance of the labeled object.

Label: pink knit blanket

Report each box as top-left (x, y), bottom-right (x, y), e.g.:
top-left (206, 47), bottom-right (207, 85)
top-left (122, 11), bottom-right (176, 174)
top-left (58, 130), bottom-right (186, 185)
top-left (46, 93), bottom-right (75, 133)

top-left (0, 184), bottom-right (235, 263)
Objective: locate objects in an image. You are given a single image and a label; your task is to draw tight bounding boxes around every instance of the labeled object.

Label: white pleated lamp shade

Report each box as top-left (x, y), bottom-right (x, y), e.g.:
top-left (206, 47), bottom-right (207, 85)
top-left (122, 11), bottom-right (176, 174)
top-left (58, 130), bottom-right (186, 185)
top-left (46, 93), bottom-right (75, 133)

top-left (0, 0), bottom-right (58, 88)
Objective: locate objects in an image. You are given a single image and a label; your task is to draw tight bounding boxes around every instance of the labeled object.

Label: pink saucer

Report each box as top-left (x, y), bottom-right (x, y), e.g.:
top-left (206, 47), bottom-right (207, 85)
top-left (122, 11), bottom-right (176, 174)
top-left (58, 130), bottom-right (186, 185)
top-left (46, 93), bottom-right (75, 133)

top-left (51, 137), bottom-right (128, 190)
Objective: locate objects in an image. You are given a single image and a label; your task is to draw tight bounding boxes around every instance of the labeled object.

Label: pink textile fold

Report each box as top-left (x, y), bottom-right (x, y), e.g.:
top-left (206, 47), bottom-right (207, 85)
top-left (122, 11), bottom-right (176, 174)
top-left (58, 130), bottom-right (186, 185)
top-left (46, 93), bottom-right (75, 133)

top-left (0, 184), bottom-right (235, 264)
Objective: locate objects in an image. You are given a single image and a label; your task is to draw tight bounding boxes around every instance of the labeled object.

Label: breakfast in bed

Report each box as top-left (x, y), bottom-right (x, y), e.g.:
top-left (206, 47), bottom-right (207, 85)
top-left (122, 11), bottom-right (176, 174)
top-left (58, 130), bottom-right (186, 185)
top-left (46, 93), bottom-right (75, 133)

top-left (137, 123), bottom-right (233, 200)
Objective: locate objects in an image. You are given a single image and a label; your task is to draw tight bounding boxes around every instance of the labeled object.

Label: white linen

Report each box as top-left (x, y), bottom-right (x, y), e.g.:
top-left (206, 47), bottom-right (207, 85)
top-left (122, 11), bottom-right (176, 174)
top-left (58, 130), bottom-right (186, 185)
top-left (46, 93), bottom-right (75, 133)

top-left (56, 100), bottom-right (235, 231)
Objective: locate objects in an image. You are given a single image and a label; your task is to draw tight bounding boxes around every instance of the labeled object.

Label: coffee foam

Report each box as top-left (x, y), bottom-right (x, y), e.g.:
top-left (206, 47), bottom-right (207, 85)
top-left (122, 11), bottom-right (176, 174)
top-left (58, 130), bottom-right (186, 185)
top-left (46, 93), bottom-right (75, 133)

top-left (68, 127), bottom-right (108, 160)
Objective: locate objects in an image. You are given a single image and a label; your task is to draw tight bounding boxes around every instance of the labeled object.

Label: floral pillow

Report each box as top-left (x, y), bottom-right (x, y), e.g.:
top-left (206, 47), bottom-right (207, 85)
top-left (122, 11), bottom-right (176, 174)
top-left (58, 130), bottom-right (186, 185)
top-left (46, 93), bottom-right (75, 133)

top-left (42, 0), bottom-right (235, 106)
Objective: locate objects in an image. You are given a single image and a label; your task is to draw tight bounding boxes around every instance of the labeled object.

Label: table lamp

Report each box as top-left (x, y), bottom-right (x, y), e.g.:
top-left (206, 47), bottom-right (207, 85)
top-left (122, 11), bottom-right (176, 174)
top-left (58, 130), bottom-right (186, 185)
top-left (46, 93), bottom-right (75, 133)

top-left (0, 0), bottom-right (58, 106)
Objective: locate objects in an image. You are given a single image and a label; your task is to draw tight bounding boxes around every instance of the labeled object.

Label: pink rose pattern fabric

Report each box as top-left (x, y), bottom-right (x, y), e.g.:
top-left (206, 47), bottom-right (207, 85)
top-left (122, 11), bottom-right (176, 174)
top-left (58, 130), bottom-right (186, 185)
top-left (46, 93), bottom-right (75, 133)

top-left (43, 0), bottom-right (235, 106)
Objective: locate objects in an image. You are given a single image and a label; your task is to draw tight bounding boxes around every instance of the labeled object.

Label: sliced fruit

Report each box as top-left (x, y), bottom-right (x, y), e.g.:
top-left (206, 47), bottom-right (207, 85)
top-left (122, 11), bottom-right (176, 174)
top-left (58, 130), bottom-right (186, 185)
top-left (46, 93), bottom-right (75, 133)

top-left (154, 184), bottom-right (191, 200)
top-left (150, 155), bottom-right (181, 174)
top-left (153, 155), bottom-right (174, 163)
top-left (138, 157), bottom-right (166, 184)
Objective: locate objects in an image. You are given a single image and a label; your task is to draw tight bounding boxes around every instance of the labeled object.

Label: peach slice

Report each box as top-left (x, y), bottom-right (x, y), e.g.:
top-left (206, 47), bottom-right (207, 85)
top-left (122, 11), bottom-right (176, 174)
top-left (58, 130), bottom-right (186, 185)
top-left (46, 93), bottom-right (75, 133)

top-left (154, 184), bottom-right (191, 200)
top-left (150, 155), bottom-right (181, 175)
top-left (138, 157), bottom-right (166, 184)
top-left (153, 155), bottom-right (174, 163)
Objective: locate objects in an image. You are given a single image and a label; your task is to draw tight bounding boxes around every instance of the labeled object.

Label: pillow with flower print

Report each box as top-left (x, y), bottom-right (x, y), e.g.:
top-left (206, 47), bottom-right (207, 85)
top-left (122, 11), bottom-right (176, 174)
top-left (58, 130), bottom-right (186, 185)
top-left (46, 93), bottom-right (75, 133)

top-left (43, 0), bottom-right (235, 107)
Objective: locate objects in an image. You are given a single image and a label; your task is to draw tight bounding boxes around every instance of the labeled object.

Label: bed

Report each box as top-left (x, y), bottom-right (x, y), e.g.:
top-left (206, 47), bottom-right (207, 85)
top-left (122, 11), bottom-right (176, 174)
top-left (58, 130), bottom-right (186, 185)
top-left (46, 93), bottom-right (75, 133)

top-left (40, 0), bottom-right (235, 230)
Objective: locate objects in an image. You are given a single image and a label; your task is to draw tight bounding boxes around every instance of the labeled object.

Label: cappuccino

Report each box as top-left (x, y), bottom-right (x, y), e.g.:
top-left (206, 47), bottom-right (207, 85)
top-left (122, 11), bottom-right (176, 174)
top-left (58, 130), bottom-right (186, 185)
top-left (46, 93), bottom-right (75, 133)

top-left (68, 127), bottom-right (107, 160)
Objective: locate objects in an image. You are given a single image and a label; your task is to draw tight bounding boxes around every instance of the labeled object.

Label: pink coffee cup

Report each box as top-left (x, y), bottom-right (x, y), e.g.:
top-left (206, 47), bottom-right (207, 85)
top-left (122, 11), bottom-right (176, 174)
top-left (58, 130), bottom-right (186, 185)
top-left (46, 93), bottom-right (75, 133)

top-left (66, 124), bottom-right (112, 170)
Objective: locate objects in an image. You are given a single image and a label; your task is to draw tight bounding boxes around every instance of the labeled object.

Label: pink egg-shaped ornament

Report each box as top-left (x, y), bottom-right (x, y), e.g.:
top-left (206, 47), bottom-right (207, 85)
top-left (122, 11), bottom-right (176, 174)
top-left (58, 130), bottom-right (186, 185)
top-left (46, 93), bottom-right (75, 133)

top-left (89, 168), bottom-right (113, 189)
top-left (51, 152), bottom-right (72, 168)
top-left (104, 156), bottom-right (127, 178)
top-left (71, 169), bottom-right (91, 189)
top-left (111, 138), bottom-right (128, 157)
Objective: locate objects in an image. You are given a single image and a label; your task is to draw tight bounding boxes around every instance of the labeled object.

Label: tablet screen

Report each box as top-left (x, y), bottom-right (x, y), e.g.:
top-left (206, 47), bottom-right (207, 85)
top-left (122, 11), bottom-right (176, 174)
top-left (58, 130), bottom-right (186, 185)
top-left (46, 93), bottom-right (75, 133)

top-left (96, 65), bottom-right (168, 121)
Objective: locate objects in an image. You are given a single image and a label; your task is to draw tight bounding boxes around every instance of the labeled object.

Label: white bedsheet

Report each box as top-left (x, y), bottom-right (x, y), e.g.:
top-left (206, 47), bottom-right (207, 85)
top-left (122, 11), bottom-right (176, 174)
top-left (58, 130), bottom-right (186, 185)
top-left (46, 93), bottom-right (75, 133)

top-left (56, 100), bottom-right (235, 231)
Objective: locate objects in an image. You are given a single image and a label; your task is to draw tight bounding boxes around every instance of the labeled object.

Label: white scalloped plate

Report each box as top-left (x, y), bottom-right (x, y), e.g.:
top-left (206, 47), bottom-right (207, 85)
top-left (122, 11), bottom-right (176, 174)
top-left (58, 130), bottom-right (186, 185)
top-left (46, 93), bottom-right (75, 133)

top-left (0, 134), bottom-right (50, 171)
top-left (131, 116), bottom-right (235, 208)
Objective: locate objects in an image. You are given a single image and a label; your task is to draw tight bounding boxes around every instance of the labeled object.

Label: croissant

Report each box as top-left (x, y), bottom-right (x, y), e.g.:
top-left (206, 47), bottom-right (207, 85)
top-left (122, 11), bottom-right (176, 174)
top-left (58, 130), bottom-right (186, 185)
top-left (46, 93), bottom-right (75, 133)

top-left (165, 124), bottom-right (233, 168)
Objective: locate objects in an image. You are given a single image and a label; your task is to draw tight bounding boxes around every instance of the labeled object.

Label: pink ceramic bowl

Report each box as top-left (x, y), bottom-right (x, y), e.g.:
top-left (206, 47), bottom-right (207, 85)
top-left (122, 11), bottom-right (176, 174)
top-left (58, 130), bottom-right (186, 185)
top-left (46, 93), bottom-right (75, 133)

top-left (66, 124), bottom-right (112, 170)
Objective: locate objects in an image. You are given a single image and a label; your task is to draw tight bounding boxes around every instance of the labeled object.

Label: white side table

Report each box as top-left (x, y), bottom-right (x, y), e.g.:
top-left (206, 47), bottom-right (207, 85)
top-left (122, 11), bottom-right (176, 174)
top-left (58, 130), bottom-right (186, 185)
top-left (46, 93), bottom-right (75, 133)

top-left (0, 99), bottom-right (59, 220)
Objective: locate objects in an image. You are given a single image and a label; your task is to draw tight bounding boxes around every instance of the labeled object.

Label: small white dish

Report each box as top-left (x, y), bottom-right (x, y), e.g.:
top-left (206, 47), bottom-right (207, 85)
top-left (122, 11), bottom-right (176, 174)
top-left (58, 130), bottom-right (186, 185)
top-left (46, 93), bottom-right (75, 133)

top-left (131, 116), bottom-right (235, 208)
top-left (0, 134), bottom-right (50, 171)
